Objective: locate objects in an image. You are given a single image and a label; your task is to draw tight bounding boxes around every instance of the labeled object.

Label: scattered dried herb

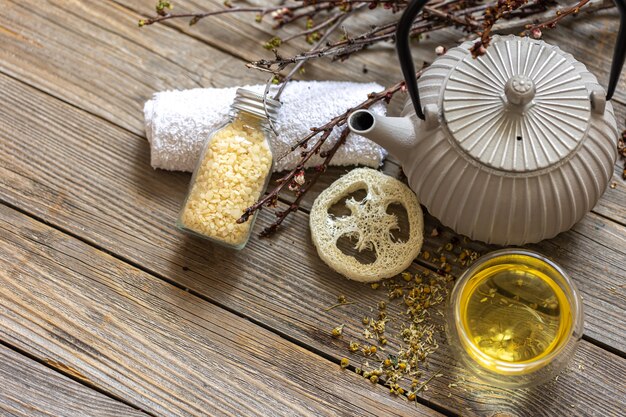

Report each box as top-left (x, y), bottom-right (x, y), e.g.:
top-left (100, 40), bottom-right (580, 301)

top-left (331, 324), bottom-right (344, 337)
top-left (325, 296), bottom-right (356, 311)
top-left (327, 245), bottom-right (483, 403)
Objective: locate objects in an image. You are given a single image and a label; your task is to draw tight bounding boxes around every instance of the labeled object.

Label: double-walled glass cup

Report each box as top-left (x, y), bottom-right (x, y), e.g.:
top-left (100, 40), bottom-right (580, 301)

top-left (446, 249), bottom-right (583, 388)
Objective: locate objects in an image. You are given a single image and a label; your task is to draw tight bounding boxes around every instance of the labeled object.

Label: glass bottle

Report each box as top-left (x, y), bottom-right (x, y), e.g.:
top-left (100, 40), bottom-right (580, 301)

top-left (446, 249), bottom-right (584, 388)
top-left (177, 89), bottom-right (280, 249)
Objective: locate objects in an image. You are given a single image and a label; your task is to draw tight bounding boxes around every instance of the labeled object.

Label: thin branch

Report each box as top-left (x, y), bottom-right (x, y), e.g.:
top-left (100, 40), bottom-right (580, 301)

top-left (274, 9), bottom-right (353, 99)
top-left (238, 71), bottom-right (422, 237)
top-left (495, 0), bottom-right (610, 32)
top-left (521, 0), bottom-right (593, 35)
top-left (140, 6), bottom-right (287, 26)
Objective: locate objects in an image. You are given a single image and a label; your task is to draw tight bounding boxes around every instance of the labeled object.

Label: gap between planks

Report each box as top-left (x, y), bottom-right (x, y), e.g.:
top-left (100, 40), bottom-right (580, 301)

top-left (0, 198), bottom-right (458, 417)
top-left (0, 339), bottom-right (154, 417)
top-left (0, 3), bottom-right (624, 414)
top-left (0, 203), bottom-right (444, 417)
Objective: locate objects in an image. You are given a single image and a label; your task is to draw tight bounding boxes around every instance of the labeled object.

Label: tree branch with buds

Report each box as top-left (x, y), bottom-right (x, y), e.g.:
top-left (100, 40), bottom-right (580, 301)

top-left (140, 0), bottom-right (619, 238)
top-left (237, 74), bottom-right (416, 236)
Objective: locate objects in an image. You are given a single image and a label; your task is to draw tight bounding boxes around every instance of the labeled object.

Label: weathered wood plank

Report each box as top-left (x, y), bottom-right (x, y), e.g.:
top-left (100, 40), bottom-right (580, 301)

top-left (1, 62), bottom-right (625, 415)
top-left (0, 0), bottom-right (265, 136)
top-left (130, 0), bottom-right (626, 226)
top-left (126, 0), bottom-right (626, 103)
top-left (1, 0), bottom-right (624, 227)
top-left (1, 68), bottom-right (624, 352)
top-left (125, 0), bottom-right (416, 84)
top-left (1, 1), bottom-right (624, 414)
top-left (0, 344), bottom-right (149, 417)
top-left (0, 204), bottom-right (441, 417)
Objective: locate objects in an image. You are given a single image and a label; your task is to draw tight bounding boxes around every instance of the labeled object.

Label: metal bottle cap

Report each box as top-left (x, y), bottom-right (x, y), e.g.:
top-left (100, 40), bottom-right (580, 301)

top-left (232, 88), bottom-right (281, 122)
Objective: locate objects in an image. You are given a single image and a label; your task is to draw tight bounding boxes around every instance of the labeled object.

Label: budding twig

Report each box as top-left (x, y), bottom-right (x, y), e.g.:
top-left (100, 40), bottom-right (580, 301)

top-left (139, 0), bottom-right (619, 240)
top-left (238, 72), bottom-right (420, 237)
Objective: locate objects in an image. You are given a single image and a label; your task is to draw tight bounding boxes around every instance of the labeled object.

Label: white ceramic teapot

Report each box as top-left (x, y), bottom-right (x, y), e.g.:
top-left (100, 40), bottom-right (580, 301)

top-left (348, 0), bottom-right (624, 245)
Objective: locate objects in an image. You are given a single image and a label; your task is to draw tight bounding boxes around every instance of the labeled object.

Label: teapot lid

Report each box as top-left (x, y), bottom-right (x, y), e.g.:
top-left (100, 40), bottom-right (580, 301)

top-left (441, 36), bottom-right (595, 172)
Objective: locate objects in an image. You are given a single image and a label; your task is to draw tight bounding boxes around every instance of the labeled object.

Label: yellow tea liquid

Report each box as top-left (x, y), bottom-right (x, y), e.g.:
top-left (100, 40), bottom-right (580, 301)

top-left (459, 254), bottom-right (572, 371)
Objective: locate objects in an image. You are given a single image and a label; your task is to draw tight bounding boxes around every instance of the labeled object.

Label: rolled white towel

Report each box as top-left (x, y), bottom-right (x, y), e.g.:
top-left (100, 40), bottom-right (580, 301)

top-left (144, 81), bottom-right (388, 172)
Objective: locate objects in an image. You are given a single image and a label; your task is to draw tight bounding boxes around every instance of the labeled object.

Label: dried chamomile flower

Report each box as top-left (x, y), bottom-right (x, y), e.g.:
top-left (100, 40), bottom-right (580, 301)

top-left (331, 324), bottom-right (344, 337)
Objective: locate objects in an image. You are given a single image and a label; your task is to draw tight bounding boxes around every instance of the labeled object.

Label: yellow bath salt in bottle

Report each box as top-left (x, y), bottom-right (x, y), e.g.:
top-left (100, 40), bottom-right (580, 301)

top-left (177, 89), bottom-right (280, 249)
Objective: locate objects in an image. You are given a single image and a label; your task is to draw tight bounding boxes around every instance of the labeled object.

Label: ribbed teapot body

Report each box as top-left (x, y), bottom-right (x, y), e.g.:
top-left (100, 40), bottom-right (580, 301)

top-left (401, 35), bottom-right (618, 245)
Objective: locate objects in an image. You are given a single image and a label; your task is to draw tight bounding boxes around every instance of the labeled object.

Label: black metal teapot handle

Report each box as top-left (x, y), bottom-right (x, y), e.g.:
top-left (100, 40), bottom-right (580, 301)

top-left (396, 0), bottom-right (626, 120)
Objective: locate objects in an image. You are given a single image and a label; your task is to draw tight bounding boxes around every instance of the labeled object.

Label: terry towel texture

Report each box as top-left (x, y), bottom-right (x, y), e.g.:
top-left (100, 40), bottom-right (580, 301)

top-left (144, 81), bottom-right (388, 172)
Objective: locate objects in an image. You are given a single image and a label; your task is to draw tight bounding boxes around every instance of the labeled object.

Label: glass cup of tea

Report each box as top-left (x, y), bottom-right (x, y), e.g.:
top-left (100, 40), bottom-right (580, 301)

top-left (446, 249), bottom-right (584, 388)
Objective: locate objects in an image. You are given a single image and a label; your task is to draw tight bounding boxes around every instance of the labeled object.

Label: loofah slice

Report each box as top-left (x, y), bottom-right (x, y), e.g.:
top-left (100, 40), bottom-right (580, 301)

top-left (310, 168), bottom-right (424, 282)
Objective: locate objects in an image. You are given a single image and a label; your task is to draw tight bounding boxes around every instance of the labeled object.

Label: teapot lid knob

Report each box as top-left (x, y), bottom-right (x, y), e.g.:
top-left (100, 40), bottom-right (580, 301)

top-left (504, 75), bottom-right (535, 108)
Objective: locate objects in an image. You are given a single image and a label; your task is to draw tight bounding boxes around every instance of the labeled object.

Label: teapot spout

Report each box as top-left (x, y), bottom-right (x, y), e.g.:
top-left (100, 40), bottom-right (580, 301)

top-left (347, 110), bottom-right (417, 162)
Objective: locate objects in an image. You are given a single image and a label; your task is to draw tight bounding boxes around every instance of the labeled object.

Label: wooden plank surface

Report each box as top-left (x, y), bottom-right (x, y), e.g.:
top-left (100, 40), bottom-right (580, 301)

top-left (125, 0), bottom-right (417, 85)
top-left (2, 69), bottom-right (623, 352)
top-left (0, 0), bottom-right (265, 136)
top-left (1, 0), bottom-right (624, 225)
top-left (0, 0), bottom-right (625, 416)
top-left (0, 204), bottom-right (441, 417)
top-left (1, 64), bottom-right (625, 416)
top-left (0, 344), bottom-right (149, 417)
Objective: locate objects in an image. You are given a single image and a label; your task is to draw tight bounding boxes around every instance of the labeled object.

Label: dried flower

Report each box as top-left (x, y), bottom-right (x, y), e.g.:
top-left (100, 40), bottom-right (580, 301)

top-left (340, 357), bottom-right (350, 368)
top-left (531, 28), bottom-right (542, 39)
top-left (331, 324), bottom-right (344, 337)
top-left (263, 36), bottom-right (282, 50)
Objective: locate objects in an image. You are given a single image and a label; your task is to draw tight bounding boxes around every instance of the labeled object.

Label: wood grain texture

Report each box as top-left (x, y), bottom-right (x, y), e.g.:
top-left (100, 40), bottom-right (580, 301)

top-left (1, 67), bottom-right (623, 352)
top-left (1, 0), bottom-right (623, 228)
top-left (0, 344), bottom-right (149, 417)
top-left (0, 68), bottom-right (625, 416)
top-left (1, 0), bottom-right (624, 226)
top-left (0, 1), bottom-right (624, 415)
top-left (0, 204), bottom-right (441, 417)
top-left (0, 0), bottom-right (265, 136)
top-left (123, 0), bottom-right (421, 85)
